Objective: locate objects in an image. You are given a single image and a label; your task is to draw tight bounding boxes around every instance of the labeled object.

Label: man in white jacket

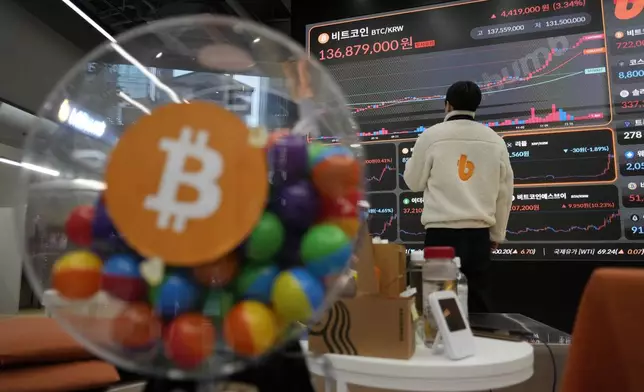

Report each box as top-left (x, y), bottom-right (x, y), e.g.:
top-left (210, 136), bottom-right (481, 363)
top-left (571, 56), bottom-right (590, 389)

top-left (404, 81), bottom-right (514, 313)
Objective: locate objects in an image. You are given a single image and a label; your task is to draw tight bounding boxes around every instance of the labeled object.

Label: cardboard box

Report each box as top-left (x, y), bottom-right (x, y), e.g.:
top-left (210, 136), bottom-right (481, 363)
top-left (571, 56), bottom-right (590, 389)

top-left (309, 229), bottom-right (415, 360)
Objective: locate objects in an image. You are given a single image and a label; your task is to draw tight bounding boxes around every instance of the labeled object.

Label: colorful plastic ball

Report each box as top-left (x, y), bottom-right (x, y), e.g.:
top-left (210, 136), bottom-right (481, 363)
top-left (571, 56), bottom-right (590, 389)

top-left (274, 180), bottom-right (319, 229)
top-left (101, 254), bottom-right (146, 301)
top-left (235, 265), bottom-right (279, 304)
top-left (326, 217), bottom-right (360, 238)
top-left (193, 252), bottom-right (239, 288)
top-left (266, 129), bottom-right (289, 149)
top-left (224, 301), bottom-right (278, 357)
top-left (268, 134), bottom-right (308, 186)
top-left (307, 142), bottom-right (327, 170)
top-left (311, 151), bottom-right (361, 198)
top-left (300, 224), bottom-right (352, 278)
top-left (164, 313), bottom-right (216, 369)
top-left (245, 212), bottom-right (285, 264)
top-left (271, 268), bottom-right (325, 323)
top-left (203, 289), bottom-right (235, 321)
top-left (154, 272), bottom-right (200, 318)
top-left (52, 250), bottom-right (102, 300)
top-left (112, 303), bottom-right (162, 349)
top-left (65, 205), bottom-right (94, 246)
top-left (319, 189), bottom-right (360, 220)
top-left (92, 198), bottom-right (117, 240)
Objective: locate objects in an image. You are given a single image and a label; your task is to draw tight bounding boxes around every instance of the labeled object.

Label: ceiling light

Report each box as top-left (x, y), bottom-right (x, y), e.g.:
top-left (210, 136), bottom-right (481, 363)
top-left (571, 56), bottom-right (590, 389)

top-left (61, 0), bottom-right (116, 42)
top-left (253, 38), bottom-right (261, 43)
top-left (73, 178), bottom-right (106, 190)
top-left (118, 91), bottom-right (151, 114)
top-left (61, 0), bottom-right (181, 104)
top-left (156, 52), bottom-right (163, 58)
top-left (0, 157), bottom-right (60, 177)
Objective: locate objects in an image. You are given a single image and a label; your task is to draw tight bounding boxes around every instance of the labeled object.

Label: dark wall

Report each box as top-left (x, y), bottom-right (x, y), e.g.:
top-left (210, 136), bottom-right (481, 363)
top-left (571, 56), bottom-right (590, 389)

top-left (290, 0), bottom-right (644, 334)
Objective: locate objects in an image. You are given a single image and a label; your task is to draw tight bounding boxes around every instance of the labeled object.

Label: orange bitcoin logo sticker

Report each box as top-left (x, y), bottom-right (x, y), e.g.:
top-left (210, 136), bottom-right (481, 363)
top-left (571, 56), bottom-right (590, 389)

top-left (458, 154), bottom-right (475, 181)
top-left (105, 101), bottom-right (268, 266)
top-left (615, 0), bottom-right (644, 20)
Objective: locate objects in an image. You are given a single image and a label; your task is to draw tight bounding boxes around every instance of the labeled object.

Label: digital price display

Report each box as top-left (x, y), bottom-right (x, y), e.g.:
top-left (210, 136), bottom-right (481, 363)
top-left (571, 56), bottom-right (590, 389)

top-left (504, 128), bottom-right (617, 186)
top-left (366, 193), bottom-right (398, 242)
top-left (398, 142), bottom-right (415, 190)
top-left (307, 0), bottom-right (644, 261)
top-left (364, 143), bottom-right (397, 191)
top-left (399, 192), bottom-right (426, 242)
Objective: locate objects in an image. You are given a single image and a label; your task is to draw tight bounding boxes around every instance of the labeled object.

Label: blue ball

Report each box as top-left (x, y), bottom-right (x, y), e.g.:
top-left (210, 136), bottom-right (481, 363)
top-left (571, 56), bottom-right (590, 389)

top-left (102, 254), bottom-right (146, 301)
top-left (306, 244), bottom-right (352, 278)
top-left (271, 267), bottom-right (325, 323)
top-left (236, 265), bottom-right (280, 304)
top-left (155, 273), bottom-right (200, 318)
top-left (103, 254), bottom-right (140, 277)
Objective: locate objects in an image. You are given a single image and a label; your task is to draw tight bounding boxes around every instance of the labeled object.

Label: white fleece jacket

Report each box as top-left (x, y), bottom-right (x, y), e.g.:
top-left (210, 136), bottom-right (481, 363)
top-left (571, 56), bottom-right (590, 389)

top-left (403, 110), bottom-right (514, 243)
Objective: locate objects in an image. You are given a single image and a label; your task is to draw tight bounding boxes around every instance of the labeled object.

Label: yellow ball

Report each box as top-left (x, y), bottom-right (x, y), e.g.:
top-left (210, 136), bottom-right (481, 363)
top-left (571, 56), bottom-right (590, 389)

top-left (52, 250), bottom-right (102, 300)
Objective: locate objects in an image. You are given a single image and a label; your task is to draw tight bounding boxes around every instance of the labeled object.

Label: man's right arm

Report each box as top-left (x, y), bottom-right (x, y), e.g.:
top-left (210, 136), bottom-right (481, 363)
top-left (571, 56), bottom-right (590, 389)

top-left (490, 147), bottom-right (514, 243)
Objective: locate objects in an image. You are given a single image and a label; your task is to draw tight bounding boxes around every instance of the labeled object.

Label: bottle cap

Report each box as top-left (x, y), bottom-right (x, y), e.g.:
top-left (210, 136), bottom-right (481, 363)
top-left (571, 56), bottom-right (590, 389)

top-left (454, 257), bottom-right (461, 268)
top-left (424, 246), bottom-right (455, 259)
top-left (410, 250), bottom-right (425, 264)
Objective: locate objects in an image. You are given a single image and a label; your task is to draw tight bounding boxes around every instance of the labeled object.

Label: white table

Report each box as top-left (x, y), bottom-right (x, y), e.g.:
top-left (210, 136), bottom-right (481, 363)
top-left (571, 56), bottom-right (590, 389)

top-left (303, 337), bottom-right (534, 392)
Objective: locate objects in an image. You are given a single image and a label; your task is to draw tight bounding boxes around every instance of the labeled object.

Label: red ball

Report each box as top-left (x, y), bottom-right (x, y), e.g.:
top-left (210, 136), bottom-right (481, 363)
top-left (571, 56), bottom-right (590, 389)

top-left (312, 155), bottom-right (361, 198)
top-left (319, 189), bottom-right (360, 220)
top-left (164, 314), bottom-right (216, 369)
top-left (112, 303), bottom-right (162, 349)
top-left (193, 252), bottom-right (239, 288)
top-left (65, 205), bottom-right (95, 246)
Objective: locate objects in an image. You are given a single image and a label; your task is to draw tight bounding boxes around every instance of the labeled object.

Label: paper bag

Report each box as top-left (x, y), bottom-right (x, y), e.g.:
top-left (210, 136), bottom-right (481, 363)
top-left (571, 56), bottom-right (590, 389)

top-left (309, 228), bottom-right (415, 360)
top-left (372, 243), bottom-right (406, 298)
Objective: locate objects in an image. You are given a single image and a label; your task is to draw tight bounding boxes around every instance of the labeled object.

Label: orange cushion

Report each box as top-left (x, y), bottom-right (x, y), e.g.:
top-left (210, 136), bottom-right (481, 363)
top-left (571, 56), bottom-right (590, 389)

top-left (0, 360), bottom-right (120, 392)
top-left (562, 268), bottom-right (644, 392)
top-left (0, 317), bottom-right (93, 366)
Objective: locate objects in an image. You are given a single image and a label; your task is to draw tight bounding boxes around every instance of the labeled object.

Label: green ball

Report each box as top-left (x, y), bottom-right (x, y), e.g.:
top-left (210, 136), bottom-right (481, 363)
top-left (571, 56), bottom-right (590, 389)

top-left (301, 224), bottom-right (350, 262)
top-left (307, 143), bottom-right (327, 169)
top-left (203, 289), bottom-right (235, 320)
top-left (246, 212), bottom-right (285, 263)
top-left (234, 265), bottom-right (280, 303)
top-left (147, 275), bottom-right (169, 304)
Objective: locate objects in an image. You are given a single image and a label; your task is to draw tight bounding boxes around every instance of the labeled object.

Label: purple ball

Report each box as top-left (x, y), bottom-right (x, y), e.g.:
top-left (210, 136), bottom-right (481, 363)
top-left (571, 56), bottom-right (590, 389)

top-left (275, 180), bottom-right (319, 229)
top-left (93, 198), bottom-right (118, 240)
top-left (269, 135), bottom-right (308, 186)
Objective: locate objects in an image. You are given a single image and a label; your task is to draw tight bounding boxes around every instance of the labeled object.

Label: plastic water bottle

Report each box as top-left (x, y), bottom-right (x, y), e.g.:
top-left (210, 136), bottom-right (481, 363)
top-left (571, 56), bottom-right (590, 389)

top-left (421, 246), bottom-right (458, 347)
top-left (454, 257), bottom-right (469, 319)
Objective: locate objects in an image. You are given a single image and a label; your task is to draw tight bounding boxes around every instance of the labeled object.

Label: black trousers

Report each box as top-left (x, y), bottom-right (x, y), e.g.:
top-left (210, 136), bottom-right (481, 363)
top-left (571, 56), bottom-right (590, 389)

top-left (424, 228), bottom-right (493, 313)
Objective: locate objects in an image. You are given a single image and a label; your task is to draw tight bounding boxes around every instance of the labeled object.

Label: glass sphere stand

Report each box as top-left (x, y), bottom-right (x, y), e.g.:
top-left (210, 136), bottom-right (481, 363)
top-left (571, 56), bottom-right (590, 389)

top-left (141, 340), bottom-right (315, 392)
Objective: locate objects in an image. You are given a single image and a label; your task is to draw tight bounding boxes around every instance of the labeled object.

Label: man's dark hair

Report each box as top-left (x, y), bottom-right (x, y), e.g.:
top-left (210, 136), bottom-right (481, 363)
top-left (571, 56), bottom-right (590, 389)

top-left (445, 81), bottom-right (482, 112)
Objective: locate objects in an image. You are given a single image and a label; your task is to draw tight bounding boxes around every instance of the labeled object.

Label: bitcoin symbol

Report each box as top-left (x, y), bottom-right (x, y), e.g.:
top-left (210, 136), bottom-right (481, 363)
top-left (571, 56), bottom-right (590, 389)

top-left (458, 154), bottom-right (475, 181)
top-left (145, 127), bottom-right (222, 233)
top-left (105, 101), bottom-right (268, 265)
top-left (615, 0), bottom-right (644, 20)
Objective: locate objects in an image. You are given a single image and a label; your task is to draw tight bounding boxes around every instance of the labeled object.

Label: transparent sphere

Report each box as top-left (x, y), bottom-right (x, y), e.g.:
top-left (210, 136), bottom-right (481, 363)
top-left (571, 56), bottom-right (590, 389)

top-left (21, 15), bottom-right (362, 380)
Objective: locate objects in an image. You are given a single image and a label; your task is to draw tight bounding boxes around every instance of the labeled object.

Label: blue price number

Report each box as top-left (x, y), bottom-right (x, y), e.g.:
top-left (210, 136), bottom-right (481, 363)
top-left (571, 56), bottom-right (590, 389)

top-left (617, 69), bottom-right (644, 80)
top-left (620, 161), bottom-right (644, 176)
top-left (509, 151), bottom-right (530, 159)
top-left (626, 225), bottom-right (644, 240)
